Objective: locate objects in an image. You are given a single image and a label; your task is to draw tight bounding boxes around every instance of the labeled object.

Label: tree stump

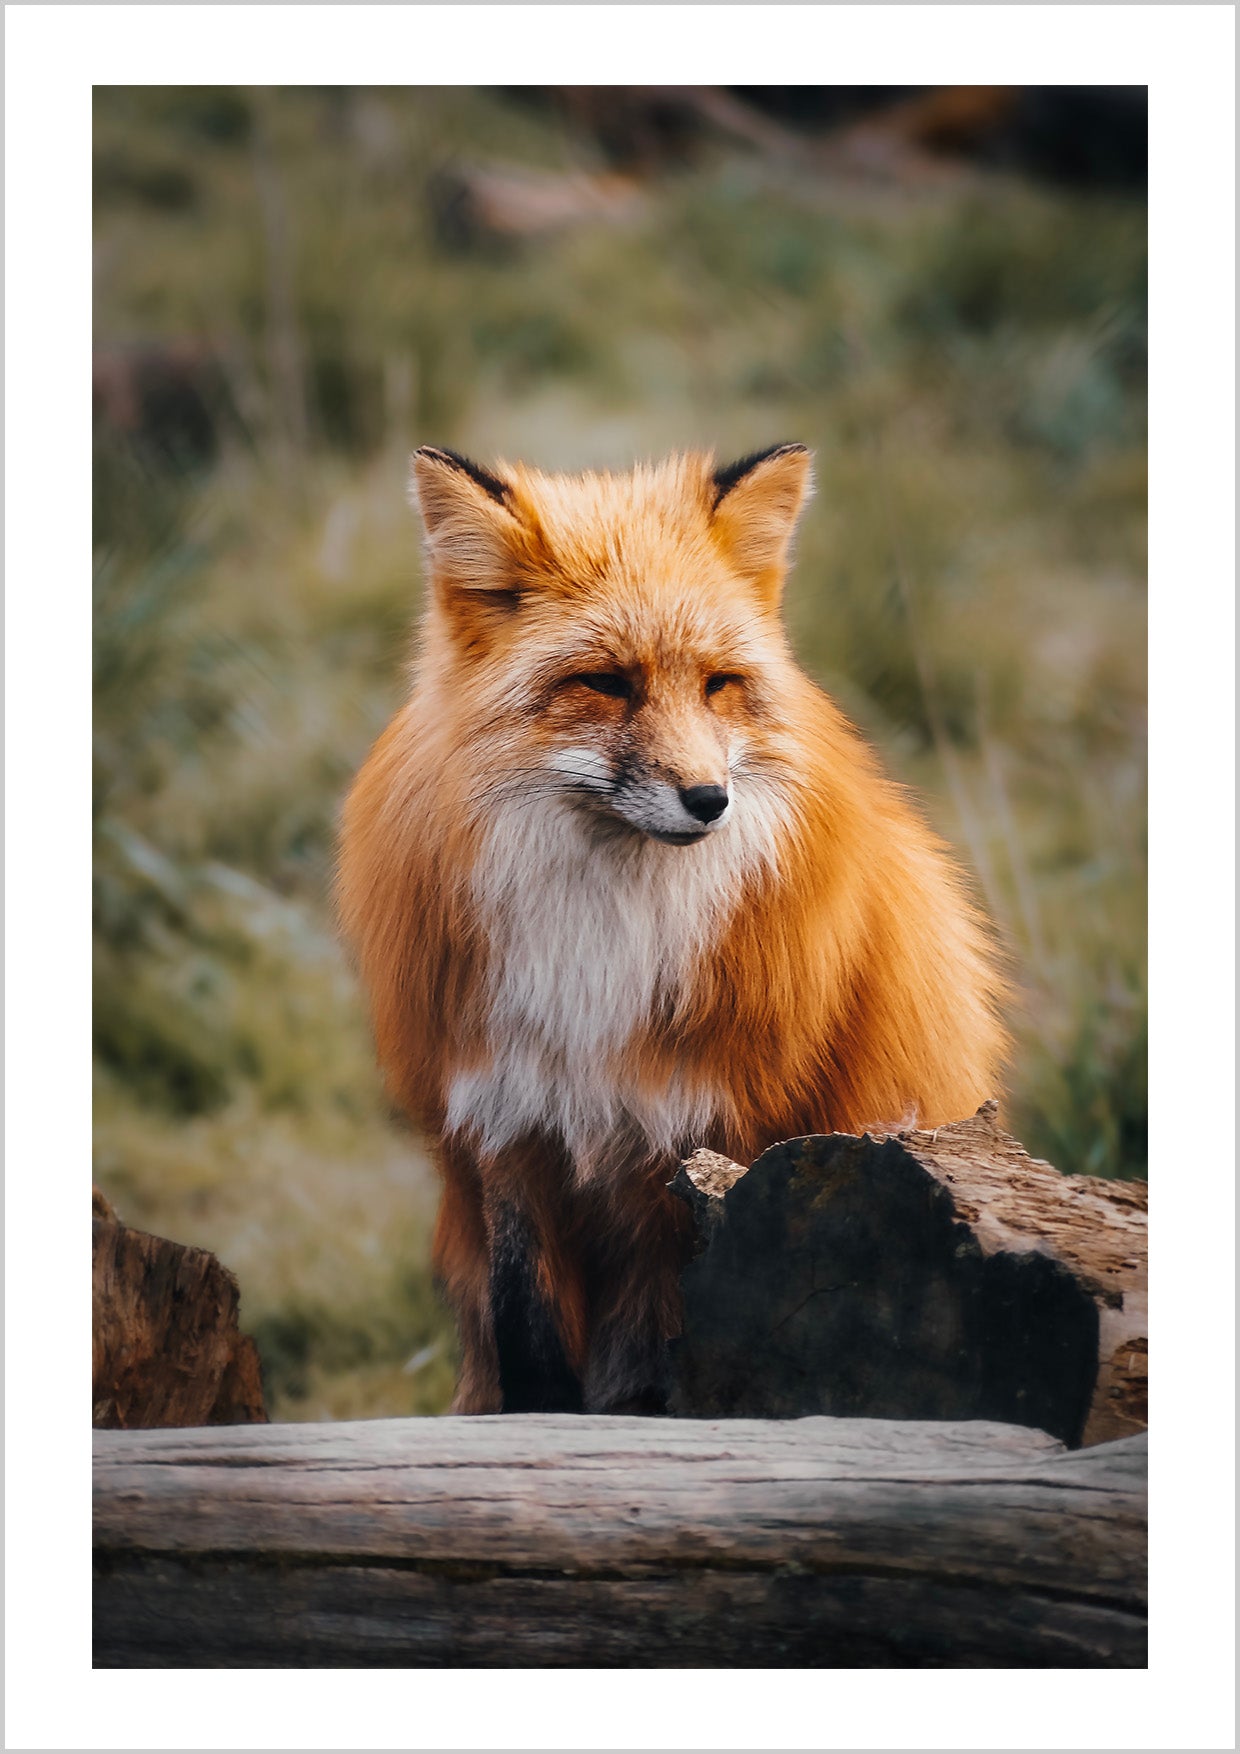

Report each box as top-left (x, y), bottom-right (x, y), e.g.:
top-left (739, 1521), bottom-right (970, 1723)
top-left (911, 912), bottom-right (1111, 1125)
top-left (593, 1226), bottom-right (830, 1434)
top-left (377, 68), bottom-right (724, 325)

top-left (669, 1103), bottom-right (1147, 1448)
top-left (92, 1188), bottom-right (267, 1430)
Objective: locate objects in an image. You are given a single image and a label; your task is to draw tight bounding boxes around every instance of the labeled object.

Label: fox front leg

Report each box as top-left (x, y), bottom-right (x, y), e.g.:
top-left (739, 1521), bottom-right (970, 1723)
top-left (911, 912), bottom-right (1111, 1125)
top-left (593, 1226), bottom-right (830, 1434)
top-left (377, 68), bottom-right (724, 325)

top-left (581, 1171), bottom-right (695, 1415)
top-left (430, 1139), bottom-right (501, 1413)
top-left (485, 1199), bottom-right (586, 1413)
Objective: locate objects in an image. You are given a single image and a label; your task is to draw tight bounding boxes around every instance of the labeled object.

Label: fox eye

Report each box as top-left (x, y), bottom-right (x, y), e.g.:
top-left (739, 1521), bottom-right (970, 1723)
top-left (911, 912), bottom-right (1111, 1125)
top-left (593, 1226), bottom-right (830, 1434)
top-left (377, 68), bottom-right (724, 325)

top-left (571, 672), bottom-right (632, 699)
top-left (705, 673), bottom-right (744, 697)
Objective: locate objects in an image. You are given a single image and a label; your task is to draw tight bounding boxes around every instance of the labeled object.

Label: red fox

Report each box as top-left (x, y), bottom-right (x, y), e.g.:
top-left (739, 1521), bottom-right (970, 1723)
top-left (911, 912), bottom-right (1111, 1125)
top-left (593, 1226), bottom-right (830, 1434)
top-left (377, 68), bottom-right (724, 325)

top-left (337, 444), bottom-right (1008, 1414)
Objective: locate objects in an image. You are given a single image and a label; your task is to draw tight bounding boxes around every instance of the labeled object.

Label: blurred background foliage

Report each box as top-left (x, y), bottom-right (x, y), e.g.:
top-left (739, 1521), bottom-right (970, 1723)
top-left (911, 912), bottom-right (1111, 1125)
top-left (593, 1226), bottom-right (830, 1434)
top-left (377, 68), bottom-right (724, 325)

top-left (93, 86), bottom-right (1147, 1421)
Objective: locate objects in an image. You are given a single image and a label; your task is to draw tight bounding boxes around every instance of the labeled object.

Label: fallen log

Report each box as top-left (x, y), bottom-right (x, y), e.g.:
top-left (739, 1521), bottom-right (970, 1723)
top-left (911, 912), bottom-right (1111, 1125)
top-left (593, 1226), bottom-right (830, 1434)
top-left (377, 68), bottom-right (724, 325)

top-left (93, 1413), bottom-right (1146, 1668)
top-left (669, 1103), bottom-right (1147, 1447)
top-left (92, 1188), bottom-right (267, 1430)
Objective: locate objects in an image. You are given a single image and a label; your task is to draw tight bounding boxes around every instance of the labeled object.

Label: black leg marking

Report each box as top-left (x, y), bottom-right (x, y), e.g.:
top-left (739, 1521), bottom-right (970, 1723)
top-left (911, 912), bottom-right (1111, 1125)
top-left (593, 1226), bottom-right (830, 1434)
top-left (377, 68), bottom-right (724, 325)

top-left (488, 1206), bottom-right (583, 1414)
top-left (583, 1314), bottom-right (671, 1415)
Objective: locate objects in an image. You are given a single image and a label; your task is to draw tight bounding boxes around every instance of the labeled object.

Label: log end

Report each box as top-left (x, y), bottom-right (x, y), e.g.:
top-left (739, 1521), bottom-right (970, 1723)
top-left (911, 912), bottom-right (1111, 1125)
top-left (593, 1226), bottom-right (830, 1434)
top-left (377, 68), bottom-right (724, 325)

top-left (668, 1108), bottom-right (1146, 1450)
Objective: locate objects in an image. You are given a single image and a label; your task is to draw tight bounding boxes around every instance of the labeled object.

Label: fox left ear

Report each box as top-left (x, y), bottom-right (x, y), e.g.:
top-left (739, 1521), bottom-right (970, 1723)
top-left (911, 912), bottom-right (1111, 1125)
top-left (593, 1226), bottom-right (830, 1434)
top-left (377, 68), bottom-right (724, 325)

top-left (710, 444), bottom-right (813, 602)
top-left (409, 446), bottom-right (525, 597)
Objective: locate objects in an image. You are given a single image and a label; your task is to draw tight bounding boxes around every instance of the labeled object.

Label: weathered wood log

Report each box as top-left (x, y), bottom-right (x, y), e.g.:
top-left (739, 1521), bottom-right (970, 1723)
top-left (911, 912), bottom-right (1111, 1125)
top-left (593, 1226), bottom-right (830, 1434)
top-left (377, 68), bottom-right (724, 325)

top-left (669, 1103), bottom-right (1147, 1448)
top-left (93, 1414), bottom-right (1146, 1668)
top-left (92, 1188), bottom-right (267, 1430)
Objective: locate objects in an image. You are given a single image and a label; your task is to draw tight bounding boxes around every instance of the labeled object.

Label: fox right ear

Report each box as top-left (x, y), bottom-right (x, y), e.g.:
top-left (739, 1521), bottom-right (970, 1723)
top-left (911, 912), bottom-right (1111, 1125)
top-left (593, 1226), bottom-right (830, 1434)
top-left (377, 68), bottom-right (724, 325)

top-left (710, 443), bottom-right (813, 602)
top-left (409, 447), bottom-right (524, 594)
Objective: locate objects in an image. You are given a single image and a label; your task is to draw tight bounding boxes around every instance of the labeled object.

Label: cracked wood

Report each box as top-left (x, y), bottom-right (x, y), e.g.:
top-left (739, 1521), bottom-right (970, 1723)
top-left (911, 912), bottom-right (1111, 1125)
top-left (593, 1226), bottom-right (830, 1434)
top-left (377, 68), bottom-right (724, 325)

top-left (93, 1413), bottom-right (1146, 1667)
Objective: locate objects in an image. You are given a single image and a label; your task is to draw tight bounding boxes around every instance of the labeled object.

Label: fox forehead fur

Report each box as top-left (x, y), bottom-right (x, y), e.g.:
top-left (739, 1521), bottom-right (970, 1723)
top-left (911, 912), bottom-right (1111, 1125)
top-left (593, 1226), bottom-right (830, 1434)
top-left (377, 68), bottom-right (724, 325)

top-left (336, 445), bottom-right (1009, 1409)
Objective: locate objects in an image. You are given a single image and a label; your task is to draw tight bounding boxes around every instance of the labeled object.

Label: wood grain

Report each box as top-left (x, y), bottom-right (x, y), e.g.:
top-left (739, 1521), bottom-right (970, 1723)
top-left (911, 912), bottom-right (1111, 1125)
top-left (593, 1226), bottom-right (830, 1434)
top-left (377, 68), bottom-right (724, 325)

top-left (92, 1193), bottom-right (267, 1430)
top-left (94, 1413), bottom-right (1146, 1668)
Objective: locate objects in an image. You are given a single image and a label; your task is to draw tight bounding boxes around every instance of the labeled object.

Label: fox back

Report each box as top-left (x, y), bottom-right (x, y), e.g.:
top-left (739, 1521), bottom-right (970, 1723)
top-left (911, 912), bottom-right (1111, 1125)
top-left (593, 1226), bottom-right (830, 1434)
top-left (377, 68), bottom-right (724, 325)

top-left (337, 445), bottom-right (1009, 1412)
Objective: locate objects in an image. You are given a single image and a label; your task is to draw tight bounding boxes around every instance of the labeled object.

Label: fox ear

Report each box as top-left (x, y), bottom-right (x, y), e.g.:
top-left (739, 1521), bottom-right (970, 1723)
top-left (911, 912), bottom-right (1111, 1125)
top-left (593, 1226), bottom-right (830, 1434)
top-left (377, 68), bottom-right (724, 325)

top-left (409, 447), bottom-right (524, 594)
top-left (710, 444), bottom-right (813, 601)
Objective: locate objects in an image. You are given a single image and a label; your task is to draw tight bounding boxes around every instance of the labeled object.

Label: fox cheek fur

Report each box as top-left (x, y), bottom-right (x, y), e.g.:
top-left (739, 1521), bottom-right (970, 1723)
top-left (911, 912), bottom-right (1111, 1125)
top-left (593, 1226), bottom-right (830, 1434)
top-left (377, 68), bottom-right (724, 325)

top-left (336, 443), bottom-right (1010, 1415)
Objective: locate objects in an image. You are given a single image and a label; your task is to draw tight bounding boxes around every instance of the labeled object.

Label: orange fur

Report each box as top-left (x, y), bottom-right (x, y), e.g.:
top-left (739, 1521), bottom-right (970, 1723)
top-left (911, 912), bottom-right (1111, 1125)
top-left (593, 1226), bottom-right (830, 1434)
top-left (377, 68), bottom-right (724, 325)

top-left (337, 445), bottom-right (1009, 1413)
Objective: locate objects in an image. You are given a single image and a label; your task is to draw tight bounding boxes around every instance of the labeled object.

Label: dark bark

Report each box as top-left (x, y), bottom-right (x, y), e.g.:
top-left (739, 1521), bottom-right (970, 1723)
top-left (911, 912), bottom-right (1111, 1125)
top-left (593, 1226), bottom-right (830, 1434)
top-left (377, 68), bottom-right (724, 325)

top-left (669, 1103), bottom-right (1147, 1448)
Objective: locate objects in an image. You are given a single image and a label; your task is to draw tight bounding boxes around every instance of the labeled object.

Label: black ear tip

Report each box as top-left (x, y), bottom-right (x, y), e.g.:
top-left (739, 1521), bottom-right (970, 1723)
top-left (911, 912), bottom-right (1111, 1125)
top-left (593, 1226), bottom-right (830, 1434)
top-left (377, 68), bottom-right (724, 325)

top-left (711, 443), bottom-right (810, 503)
top-left (411, 445), bottom-right (466, 480)
top-left (412, 445), bottom-right (511, 507)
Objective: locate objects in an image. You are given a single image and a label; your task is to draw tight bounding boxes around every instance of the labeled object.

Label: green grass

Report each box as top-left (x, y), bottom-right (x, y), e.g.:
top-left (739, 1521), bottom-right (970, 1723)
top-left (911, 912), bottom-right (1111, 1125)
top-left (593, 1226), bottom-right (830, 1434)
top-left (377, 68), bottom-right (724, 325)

top-left (93, 87), bottom-right (1146, 1418)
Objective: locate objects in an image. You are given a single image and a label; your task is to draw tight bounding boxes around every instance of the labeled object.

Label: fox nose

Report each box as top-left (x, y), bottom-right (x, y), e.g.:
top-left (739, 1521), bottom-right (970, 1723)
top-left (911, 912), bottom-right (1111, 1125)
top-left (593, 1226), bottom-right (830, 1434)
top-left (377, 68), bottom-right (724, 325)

top-left (679, 783), bottom-right (730, 824)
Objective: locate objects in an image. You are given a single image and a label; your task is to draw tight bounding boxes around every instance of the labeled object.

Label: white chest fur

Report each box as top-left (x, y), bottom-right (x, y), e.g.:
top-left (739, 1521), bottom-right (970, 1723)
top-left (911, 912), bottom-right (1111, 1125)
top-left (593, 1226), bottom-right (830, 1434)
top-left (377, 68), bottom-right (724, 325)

top-left (445, 787), bottom-right (784, 1173)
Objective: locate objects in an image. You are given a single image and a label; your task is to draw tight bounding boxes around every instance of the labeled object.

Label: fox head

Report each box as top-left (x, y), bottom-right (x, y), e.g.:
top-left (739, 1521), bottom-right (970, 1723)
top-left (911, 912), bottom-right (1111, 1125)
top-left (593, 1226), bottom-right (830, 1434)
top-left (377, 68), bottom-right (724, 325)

top-left (409, 445), bottom-right (813, 846)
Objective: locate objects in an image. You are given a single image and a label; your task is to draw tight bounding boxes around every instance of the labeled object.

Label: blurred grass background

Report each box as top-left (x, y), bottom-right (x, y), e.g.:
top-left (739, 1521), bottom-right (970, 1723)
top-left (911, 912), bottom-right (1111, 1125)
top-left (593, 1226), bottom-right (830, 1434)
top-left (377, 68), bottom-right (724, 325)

top-left (93, 86), bottom-right (1146, 1421)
